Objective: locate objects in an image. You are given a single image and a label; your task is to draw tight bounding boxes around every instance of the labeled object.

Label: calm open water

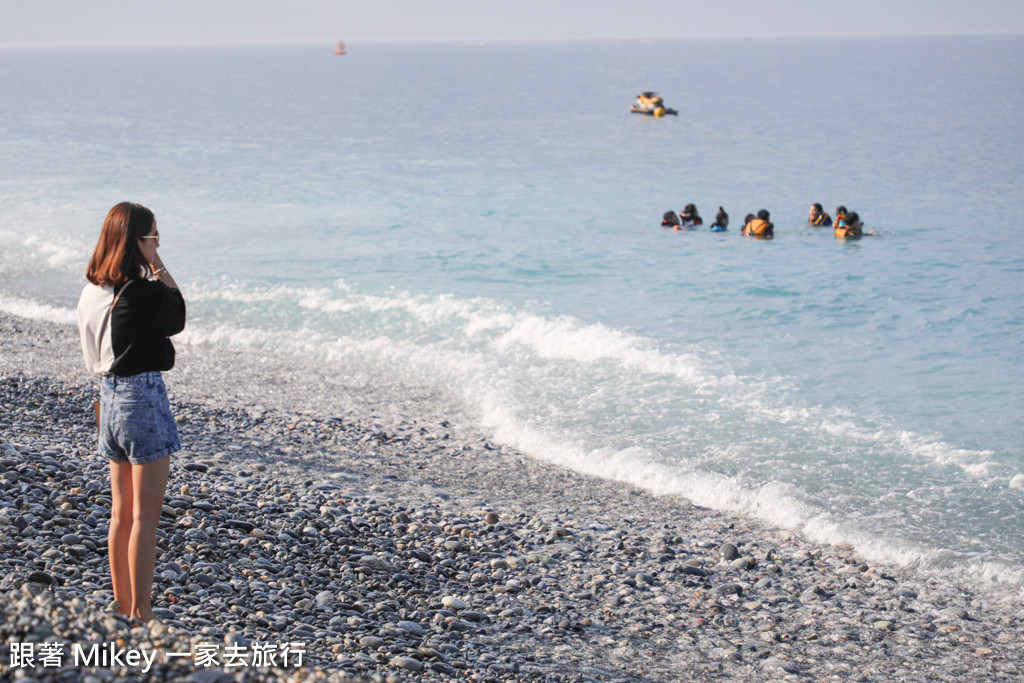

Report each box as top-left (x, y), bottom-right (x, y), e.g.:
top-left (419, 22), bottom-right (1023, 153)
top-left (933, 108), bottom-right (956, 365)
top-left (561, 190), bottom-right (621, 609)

top-left (1, 36), bottom-right (1022, 596)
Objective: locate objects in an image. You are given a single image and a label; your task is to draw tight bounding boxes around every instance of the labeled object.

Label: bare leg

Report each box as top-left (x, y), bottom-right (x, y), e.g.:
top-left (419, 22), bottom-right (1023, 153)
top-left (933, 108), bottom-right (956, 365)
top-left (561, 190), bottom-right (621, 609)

top-left (108, 460), bottom-right (134, 616)
top-left (127, 455), bottom-right (170, 622)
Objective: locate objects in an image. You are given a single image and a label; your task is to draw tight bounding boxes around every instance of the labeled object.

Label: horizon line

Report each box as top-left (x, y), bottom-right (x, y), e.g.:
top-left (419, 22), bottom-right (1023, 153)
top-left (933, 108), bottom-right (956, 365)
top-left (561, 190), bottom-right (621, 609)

top-left (1, 30), bottom-right (1022, 51)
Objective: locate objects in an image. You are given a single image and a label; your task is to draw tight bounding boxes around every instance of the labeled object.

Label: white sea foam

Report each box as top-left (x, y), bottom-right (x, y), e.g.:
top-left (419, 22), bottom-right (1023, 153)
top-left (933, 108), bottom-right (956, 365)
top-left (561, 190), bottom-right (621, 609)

top-left (477, 407), bottom-right (1022, 594)
top-left (471, 387), bottom-right (946, 574)
top-left (0, 296), bottom-right (76, 325)
top-left (0, 224), bottom-right (89, 274)
top-left (22, 234), bottom-right (86, 270)
top-left (493, 313), bottom-right (714, 387)
top-left (896, 430), bottom-right (998, 476)
top-left (186, 279), bottom-right (1005, 475)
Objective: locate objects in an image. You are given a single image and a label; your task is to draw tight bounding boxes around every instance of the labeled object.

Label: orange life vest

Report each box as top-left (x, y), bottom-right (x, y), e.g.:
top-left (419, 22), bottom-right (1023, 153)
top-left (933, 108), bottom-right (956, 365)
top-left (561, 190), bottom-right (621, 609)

top-left (835, 224), bottom-right (862, 239)
top-left (745, 219), bottom-right (773, 238)
top-left (810, 213), bottom-right (832, 227)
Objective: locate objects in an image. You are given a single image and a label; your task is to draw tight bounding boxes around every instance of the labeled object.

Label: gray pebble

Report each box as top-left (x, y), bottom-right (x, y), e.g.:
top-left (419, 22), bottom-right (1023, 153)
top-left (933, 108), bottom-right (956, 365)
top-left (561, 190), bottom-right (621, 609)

top-left (390, 655), bottom-right (424, 672)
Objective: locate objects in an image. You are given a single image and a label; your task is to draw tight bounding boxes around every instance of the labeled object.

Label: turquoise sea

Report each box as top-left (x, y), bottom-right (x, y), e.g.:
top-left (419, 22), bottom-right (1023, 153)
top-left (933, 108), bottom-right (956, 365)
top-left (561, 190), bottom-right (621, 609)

top-left (1, 36), bottom-right (1022, 596)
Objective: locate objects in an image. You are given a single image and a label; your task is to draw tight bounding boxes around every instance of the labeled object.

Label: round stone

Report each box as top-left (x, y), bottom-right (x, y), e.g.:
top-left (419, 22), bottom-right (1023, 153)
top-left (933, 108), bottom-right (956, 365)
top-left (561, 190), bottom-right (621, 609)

top-left (441, 596), bottom-right (466, 610)
top-left (398, 620), bottom-right (424, 635)
top-left (719, 543), bottom-right (739, 561)
top-left (359, 636), bottom-right (385, 649)
top-left (391, 656), bottom-right (424, 672)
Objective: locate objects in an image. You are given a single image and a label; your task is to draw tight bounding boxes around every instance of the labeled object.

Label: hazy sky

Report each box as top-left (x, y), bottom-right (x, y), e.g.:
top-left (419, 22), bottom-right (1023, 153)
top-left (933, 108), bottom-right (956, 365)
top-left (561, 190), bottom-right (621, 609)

top-left (2, 0), bottom-right (1023, 47)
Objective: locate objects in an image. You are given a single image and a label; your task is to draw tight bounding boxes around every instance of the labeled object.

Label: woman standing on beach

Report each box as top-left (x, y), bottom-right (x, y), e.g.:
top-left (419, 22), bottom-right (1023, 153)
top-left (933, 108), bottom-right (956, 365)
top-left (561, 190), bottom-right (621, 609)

top-left (76, 202), bottom-right (185, 623)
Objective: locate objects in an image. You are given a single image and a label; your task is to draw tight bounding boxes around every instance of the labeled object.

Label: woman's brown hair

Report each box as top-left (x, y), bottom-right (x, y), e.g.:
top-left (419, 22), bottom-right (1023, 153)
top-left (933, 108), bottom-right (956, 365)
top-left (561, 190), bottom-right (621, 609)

top-left (86, 202), bottom-right (155, 286)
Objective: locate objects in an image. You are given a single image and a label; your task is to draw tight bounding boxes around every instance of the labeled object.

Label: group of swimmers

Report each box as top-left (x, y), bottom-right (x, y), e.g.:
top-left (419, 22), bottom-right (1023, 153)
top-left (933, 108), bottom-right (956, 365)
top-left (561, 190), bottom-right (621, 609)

top-left (661, 203), bottom-right (874, 239)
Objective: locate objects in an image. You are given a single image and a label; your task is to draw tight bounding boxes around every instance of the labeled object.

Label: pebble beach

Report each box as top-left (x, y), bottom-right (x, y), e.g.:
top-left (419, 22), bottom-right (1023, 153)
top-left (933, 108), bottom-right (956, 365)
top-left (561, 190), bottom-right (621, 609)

top-left (1, 310), bottom-right (1022, 682)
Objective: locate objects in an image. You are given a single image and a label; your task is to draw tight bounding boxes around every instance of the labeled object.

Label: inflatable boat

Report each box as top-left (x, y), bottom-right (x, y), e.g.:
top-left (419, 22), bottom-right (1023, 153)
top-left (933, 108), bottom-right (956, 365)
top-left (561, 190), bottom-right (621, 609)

top-left (630, 105), bottom-right (678, 117)
top-left (631, 92), bottom-right (678, 117)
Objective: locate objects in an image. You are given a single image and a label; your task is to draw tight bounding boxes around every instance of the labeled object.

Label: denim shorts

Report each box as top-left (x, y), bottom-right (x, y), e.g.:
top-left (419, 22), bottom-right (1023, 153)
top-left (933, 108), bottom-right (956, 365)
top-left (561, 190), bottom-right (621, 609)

top-left (99, 372), bottom-right (181, 465)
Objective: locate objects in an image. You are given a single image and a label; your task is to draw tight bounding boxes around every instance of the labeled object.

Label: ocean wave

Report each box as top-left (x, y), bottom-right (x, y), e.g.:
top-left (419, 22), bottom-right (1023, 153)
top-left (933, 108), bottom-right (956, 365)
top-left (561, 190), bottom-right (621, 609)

top-left (0, 225), bottom-right (91, 274)
top-left (0, 296), bottom-right (76, 325)
top-left (17, 277), bottom-right (1017, 596)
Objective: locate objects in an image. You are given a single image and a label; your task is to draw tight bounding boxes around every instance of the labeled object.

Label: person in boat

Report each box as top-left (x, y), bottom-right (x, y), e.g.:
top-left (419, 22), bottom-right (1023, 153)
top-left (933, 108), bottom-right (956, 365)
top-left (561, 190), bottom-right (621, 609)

top-left (662, 210), bottom-right (681, 228)
top-left (636, 91), bottom-right (663, 109)
top-left (743, 209), bottom-right (774, 238)
top-left (808, 203), bottom-right (832, 227)
top-left (710, 207), bottom-right (729, 231)
top-left (680, 204), bottom-right (703, 227)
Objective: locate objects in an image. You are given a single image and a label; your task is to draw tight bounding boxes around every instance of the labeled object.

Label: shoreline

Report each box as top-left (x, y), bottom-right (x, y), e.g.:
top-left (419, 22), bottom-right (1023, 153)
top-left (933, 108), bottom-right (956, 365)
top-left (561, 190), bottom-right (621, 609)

top-left (1, 310), bottom-right (1021, 681)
